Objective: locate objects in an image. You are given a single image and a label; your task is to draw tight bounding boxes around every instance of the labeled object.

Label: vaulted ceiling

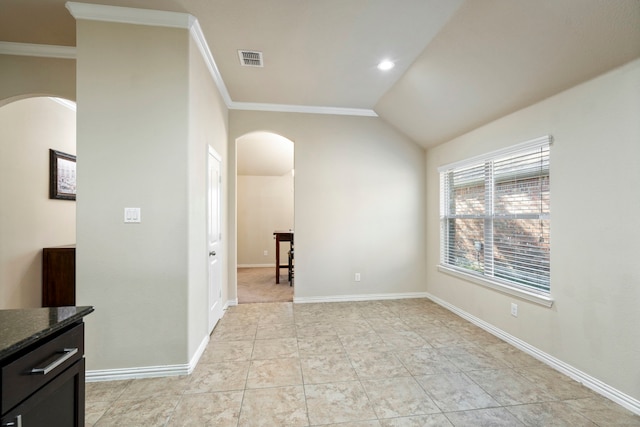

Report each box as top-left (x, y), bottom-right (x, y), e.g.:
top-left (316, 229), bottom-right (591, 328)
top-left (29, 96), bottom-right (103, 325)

top-left (1, 0), bottom-right (639, 148)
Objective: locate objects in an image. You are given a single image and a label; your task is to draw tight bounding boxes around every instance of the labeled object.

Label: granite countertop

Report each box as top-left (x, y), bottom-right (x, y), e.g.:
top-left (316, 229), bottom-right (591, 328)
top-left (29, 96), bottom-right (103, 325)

top-left (0, 306), bottom-right (94, 360)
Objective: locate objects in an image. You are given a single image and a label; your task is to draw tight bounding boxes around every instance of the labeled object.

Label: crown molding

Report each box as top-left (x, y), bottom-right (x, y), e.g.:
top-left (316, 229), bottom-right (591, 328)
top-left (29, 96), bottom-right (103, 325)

top-left (229, 101), bottom-right (378, 117)
top-left (63, 2), bottom-right (378, 118)
top-left (0, 41), bottom-right (76, 59)
top-left (188, 19), bottom-right (233, 106)
top-left (65, 2), bottom-right (194, 29)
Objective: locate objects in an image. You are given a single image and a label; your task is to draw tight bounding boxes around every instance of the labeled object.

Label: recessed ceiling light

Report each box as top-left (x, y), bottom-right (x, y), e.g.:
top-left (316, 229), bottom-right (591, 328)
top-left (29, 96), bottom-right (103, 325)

top-left (377, 60), bottom-right (395, 71)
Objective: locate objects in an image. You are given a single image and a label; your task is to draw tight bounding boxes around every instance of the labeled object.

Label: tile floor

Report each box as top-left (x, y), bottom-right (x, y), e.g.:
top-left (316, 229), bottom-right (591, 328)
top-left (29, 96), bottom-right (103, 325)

top-left (86, 299), bottom-right (640, 426)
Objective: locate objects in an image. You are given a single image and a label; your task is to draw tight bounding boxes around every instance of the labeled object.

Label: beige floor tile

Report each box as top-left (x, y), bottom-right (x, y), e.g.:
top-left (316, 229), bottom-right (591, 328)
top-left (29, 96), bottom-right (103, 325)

top-left (301, 354), bottom-right (358, 384)
top-left (348, 351), bottom-right (411, 379)
top-left (85, 400), bottom-right (111, 426)
top-left (117, 375), bottom-right (191, 400)
top-left (339, 332), bottom-right (391, 354)
top-left (480, 342), bottom-right (543, 368)
top-left (361, 376), bottom-right (441, 419)
top-left (436, 346), bottom-right (510, 371)
top-left (305, 381), bottom-right (377, 425)
top-left (465, 369), bottom-right (555, 405)
top-left (365, 317), bottom-right (414, 333)
top-left (186, 361), bottom-right (249, 393)
top-left (238, 386), bottom-right (308, 426)
top-left (395, 348), bottom-right (460, 376)
top-left (298, 335), bottom-right (346, 356)
top-left (210, 323), bottom-right (257, 341)
top-left (445, 324), bottom-right (504, 346)
top-left (252, 337), bottom-right (299, 359)
top-left (297, 322), bottom-right (341, 337)
top-left (514, 366), bottom-right (594, 401)
top-left (322, 421), bottom-right (382, 427)
top-left (199, 339), bottom-right (254, 363)
top-left (377, 331), bottom-right (428, 349)
top-left (416, 372), bottom-right (500, 412)
top-left (257, 311), bottom-right (295, 325)
top-left (84, 300), bottom-right (638, 426)
top-left (506, 401), bottom-right (598, 426)
top-left (166, 391), bottom-right (243, 427)
top-left (85, 380), bottom-right (131, 403)
top-left (444, 407), bottom-right (525, 426)
top-left (94, 396), bottom-right (179, 427)
top-left (217, 312), bottom-right (260, 327)
top-left (246, 357), bottom-right (303, 388)
top-left (418, 329), bottom-right (471, 348)
top-left (333, 319), bottom-right (376, 335)
top-left (256, 322), bottom-right (296, 339)
top-left (564, 397), bottom-right (640, 426)
top-left (379, 414), bottom-right (453, 427)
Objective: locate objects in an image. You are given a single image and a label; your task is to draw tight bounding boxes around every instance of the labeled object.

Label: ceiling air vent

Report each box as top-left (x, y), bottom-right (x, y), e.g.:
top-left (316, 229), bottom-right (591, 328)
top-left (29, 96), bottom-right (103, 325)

top-left (238, 50), bottom-right (263, 67)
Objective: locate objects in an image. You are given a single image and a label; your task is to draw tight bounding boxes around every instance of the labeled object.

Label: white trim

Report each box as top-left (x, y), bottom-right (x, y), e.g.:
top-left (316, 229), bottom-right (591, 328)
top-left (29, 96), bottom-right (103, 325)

top-left (86, 364), bottom-right (189, 382)
top-left (438, 135), bottom-right (552, 173)
top-left (189, 20), bottom-right (233, 107)
top-left (426, 292), bottom-right (640, 416)
top-left (237, 263), bottom-right (275, 268)
top-left (0, 41), bottom-right (76, 59)
top-left (229, 101), bottom-right (378, 117)
top-left (49, 97), bottom-right (77, 111)
top-left (224, 299), bottom-right (238, 309)
top-left (188, 334), bottom-right (209, 373)
top-left (294, 292), bottom-right (429, 304)
top-left (86, 333), bottom-right (209, 382)
top-left (65, 2), bottom-right (194, 29)
top-left (438, 265), bottom-right (554, 307)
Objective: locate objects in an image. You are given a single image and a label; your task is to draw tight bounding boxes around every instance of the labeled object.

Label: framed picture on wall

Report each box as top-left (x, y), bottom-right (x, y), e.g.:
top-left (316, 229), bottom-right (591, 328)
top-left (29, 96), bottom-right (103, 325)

top-left (49, 149), bottom-right (76, 200)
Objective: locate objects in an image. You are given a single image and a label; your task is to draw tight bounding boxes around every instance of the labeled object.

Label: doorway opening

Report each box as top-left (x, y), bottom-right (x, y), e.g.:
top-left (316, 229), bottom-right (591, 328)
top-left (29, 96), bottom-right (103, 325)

top-left (0, 96), bottom-right (76, 309)
top-left (236, 131), bottom-right (294, 303)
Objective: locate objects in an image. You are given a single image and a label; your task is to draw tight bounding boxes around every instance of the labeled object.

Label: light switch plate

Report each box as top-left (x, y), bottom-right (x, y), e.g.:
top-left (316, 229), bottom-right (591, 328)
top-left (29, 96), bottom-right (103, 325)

top-left (124, 208), bottom-right (141, 223)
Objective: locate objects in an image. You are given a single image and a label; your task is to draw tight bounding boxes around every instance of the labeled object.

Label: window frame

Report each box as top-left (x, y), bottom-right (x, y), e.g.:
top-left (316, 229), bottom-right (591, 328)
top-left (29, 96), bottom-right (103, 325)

top-left (438, 135), bottom-right (554, 307)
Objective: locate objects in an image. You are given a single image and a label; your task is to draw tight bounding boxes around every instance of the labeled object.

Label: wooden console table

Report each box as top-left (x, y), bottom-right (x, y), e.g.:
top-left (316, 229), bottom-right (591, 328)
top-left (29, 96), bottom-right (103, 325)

top-left (273, 231), bottom-right (293, 284)
top-left (42, 245), bottom-right (76, 307)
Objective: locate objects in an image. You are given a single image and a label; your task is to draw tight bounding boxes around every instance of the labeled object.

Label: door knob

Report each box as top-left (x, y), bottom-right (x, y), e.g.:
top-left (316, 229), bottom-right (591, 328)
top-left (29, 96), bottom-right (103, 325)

top-left (209, 251), bottom-right (216, 256)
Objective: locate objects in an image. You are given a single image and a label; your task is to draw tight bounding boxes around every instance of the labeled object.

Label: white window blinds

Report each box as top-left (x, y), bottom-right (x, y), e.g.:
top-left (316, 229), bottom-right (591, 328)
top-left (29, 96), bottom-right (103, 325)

top-left (439, 136), bottom-right (551, 294)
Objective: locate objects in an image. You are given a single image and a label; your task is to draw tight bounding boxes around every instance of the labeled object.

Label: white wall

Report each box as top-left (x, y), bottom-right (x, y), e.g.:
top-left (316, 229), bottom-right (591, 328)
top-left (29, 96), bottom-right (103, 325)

top-left (75, 20), bottom-right (192, 370)
top-left (229, 111), bottom-right (427, 301)
top-left (0, 97), bottom-right (76, 309)
top-left (425, 59), bottom-right (640, 403)
top-left (237, 174), bottom-right (294, 266)
top-left (187, 35), bottom-right (229, 358)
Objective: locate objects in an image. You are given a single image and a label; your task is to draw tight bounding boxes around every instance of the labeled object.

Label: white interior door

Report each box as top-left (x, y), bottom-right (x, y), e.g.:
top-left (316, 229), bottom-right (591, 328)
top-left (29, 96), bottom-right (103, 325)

top-left (208, 146), bottom-right (223, 333)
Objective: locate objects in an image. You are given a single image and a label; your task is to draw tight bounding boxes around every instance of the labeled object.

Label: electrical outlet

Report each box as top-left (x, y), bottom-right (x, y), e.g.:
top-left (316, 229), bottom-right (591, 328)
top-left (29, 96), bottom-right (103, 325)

top-left (510, 303), bottom-right (518, 317)
top-left (263, 250), bottom-right (268, 256)
top-left (355, 273), bottom-right (361, 282)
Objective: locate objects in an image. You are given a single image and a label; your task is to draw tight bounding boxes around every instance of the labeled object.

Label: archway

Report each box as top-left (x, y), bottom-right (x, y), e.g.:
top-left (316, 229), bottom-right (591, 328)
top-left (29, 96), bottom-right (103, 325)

top-left (0, 96), bottom-right (76, 309)
top-left (235, 131), bottom-right (294, 303)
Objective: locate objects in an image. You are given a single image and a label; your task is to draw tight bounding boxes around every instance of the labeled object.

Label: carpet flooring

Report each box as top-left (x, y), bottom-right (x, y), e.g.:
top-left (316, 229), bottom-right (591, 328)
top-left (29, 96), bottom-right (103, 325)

top-left (237, 267), bottom-right (293, 304)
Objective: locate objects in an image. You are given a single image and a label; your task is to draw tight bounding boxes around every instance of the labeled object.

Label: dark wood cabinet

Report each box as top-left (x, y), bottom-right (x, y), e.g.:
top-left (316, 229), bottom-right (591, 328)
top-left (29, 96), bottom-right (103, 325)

top-left (42, 245), bottom-right (76, 307)
top-left (1, 320), bottom-right (87, 427)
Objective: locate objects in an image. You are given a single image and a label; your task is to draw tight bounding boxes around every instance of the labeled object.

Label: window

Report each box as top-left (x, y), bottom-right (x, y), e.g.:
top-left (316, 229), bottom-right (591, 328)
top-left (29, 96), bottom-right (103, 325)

top-left (439, 136), bottom-right (551, 295)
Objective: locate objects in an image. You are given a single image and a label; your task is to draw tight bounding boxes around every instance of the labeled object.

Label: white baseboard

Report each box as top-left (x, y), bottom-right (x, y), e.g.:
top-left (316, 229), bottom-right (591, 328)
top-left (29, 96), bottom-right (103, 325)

top-left (86, 333), bottom-right (210, 382)
top-left (86, 364), bottom-right (189, 382)
top-left (426, 292), bottom-right (640, 415)
top-left (225, 298), bottom-right (238, 309)
top-left (237, 264), bottom-right (274, 268)
top-left (294, 292), bottom-right (429, 304)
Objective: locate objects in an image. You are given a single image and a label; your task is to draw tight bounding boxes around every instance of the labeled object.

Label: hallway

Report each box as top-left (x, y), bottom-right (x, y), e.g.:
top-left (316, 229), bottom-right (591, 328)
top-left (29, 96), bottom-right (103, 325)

top-left (237, 267), bottom-right (293, 304)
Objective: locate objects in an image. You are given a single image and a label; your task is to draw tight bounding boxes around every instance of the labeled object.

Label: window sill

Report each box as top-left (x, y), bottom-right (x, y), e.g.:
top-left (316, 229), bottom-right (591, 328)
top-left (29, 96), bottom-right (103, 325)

top-left (437, 265), bottom-right (554, 308)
